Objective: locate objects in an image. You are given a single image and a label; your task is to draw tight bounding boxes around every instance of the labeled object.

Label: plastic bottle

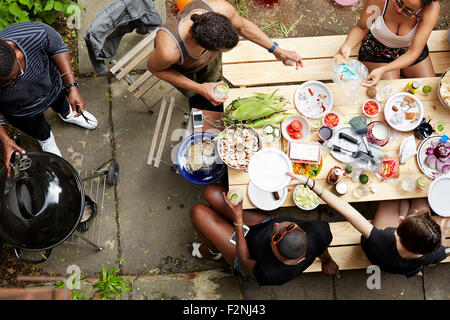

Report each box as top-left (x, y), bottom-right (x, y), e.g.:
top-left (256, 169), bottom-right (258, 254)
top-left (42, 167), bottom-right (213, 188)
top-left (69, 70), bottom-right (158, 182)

top-left (406, 80), bottom-right (420, 94)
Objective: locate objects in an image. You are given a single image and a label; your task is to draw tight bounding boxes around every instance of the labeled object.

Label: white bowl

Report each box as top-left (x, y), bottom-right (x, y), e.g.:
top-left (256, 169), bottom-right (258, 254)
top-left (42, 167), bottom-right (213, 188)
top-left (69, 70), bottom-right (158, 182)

top-left (362, 99), bottom-right (381, 118)
top-left (281, 115), bottom-right (309, 143)
top-left (321, 111), bottom-right (341, 128)
top-left (293, 185), bottom-right (321, 211)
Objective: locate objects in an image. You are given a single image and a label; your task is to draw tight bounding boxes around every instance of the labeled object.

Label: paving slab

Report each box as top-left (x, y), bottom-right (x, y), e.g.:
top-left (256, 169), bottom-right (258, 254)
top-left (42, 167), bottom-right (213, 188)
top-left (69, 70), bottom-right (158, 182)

top-left (243, 273), bottom-right (334, 300)
top-left (130, 270), bottom-right (241, 300)
top-left (423, 263), bottom-right (450, 300)
top-left (334, 269), bottom-right (424, 300)
top-left (77, 0), bottom-right (166, 75)
top-left (110, 78), bottom-right (231, 276)
top-left (25, 77), bottom-right (119, 278)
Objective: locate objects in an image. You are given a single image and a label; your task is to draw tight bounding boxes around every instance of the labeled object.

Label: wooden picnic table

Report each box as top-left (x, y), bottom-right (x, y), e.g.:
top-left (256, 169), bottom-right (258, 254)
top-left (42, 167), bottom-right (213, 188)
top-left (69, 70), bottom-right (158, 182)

top-left (226, 77), bottom-right (449, 210)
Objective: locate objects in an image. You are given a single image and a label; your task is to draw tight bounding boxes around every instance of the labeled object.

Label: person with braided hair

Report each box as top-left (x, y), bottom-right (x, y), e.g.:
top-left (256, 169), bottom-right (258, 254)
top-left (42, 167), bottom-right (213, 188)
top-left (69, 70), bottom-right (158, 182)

top-left (147, 0), bottom-right (303, 111)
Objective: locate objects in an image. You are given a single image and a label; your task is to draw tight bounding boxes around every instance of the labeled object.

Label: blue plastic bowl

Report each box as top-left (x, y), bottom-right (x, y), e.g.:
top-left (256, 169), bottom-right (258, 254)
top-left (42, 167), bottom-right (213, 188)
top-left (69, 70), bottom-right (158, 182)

top-left (177, 132), bottom-right (227, 185)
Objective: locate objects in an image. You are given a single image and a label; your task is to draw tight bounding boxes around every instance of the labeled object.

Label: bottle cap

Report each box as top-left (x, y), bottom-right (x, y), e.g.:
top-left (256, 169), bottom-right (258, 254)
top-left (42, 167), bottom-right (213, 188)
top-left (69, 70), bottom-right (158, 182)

top-left (412, 81), bottom-right (419, 89)
top-left (440, 135), bottom-right (449, 143)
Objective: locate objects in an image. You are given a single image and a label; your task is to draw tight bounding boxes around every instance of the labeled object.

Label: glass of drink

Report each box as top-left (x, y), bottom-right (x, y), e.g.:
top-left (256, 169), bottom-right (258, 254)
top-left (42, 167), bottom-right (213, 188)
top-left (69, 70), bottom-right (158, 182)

top-left (227, 187), bottom-right (243, 206)
top-left (376, 84), bottom-right (392, 103)
top-left (401, 176), bottom-right (416, 192)
top-left (353, 185), bottom-right (369, 198)
top-left (416, 176), bottom-right (428, 190)
top-left (213, 83), bottom-right (229, 99)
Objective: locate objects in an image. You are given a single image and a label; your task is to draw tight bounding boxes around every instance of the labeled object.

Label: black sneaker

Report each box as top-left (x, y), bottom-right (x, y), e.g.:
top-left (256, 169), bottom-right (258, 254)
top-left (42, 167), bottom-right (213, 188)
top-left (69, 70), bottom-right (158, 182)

top-left (188, 95), bottom-right (224, 112)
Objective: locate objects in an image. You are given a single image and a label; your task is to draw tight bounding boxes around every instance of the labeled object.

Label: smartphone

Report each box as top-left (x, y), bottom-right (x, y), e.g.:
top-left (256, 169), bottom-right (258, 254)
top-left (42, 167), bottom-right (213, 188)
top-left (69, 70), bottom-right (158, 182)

top-left (229, 224), bottom-right (250, 245)
top-left (193, 110), bottom-right (204, 129)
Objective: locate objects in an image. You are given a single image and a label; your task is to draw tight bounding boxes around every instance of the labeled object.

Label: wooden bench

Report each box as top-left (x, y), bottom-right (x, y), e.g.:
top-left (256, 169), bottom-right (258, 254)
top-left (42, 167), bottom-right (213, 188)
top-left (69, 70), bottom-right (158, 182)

top-left (305, 219), bottom-right (450, 273)
top-left (222, 30), bottom-right (450, 272)
top-left (222, 30), bottom-right (450, 87)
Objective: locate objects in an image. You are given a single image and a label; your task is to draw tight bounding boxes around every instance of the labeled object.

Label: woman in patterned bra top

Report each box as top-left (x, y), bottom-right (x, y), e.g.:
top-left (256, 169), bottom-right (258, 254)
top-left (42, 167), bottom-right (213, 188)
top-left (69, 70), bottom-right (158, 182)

top-left (338, 0), bottom-right (440, 87)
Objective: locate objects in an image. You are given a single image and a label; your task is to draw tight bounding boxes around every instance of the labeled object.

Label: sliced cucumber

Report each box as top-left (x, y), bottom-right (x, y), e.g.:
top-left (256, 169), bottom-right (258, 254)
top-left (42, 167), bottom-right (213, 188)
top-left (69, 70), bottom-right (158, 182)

top-left (264, 125), bottom-right (274, 134)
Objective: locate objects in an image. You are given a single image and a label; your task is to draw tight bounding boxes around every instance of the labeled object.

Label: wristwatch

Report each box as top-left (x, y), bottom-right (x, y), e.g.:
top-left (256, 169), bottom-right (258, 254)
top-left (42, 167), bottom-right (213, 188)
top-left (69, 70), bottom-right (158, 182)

top-left (64, 82), bottom-right (79, 91)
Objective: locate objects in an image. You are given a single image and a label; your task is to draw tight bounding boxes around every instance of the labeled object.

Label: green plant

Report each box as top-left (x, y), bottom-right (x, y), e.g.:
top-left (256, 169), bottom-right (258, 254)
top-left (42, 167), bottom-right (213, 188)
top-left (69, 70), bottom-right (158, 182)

top-left (93, 266), bottom-right (131, 300)
top-left (0, 0), bottom-right (83, 29)
top-left (228, 0), bottom-right (252, 18)
top-left (261, 15), bottom-right (303, 38)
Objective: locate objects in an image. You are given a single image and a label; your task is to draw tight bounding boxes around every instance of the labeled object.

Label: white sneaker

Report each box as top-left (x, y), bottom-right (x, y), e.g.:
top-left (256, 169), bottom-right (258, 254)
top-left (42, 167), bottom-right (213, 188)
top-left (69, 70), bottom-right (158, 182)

top-left (59, 108), bottom-right (98, 130)
top-left (38, 131), bottom-right (62, 157)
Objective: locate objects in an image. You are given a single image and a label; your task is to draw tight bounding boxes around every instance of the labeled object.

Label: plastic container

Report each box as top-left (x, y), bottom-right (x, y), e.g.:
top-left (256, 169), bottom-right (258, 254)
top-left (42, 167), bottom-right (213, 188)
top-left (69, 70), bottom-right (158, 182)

top-left (262, 123), bottom-right (281, 143)
top-left (288, 142), bottom-right (321, 164)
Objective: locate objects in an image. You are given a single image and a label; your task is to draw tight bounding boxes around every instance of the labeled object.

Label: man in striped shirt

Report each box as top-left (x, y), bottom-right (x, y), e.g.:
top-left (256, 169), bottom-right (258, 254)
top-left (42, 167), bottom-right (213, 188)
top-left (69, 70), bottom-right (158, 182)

top-left (0, 22), bottom-right (98, 171)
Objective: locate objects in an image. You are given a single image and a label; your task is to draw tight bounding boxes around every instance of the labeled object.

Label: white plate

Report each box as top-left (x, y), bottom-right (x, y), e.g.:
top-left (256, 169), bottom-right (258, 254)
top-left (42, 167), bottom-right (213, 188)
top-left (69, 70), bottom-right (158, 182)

top-left (428, 174), bottom-right (450, 217)
top-left (294, 81), bottom-right (334, 119)
top-left (248, 148), bottom-right (292, 192)
top-left (384, 92), bottom-right (424, 132)
top-left (248, 182), bottom-right (287, 211)
top-left (416, 135), bottom-right (444, 179)
top-left (326, 125), bottom-right (384, 164)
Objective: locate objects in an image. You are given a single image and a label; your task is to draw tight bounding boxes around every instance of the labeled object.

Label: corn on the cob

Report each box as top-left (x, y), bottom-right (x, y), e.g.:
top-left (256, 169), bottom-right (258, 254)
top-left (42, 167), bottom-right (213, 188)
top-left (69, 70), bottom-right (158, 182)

top-left (225, 91), bottom-right (288, 122)
top-left (247, 113), bottom-right (295, 128)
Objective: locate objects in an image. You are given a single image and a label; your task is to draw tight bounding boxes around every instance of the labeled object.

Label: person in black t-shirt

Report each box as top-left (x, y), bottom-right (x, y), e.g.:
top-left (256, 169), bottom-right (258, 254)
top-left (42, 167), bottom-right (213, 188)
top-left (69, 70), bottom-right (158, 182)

top-left (187, 184), bottom-right (339, 286)
top-left (287, 173), bottom-right (450, 278)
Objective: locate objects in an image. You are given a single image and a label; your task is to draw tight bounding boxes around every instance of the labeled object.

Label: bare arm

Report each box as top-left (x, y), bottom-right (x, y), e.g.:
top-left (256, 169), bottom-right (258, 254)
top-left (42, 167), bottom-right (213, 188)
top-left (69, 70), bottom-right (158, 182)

top-left (52, 53), bottom-right (84, 115)
top-left (288, 173), bottom-right (373, 238)
top-left (214, 0), bottom-right (303, 69)
top-left (146, 33), bottom-right (227, 106)
top-left (222, 193), bottom-right (256, 279)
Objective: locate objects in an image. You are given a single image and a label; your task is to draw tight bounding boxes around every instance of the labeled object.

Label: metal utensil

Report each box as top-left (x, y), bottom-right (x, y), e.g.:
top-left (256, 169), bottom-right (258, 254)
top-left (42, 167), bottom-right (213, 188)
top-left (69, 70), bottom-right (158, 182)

top-left (349, 116), bottom-right (373, 158)
top-left (76, 105), bottom-right (93, 124)
top-left (339, 132), bottom-right (360, 146)
top-left (332, 145), bottom-right (361, 158)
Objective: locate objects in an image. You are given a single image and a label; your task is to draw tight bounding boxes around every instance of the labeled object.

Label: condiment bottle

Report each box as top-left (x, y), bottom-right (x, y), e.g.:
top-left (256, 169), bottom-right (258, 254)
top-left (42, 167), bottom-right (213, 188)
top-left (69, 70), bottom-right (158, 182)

top-left (406, 80), bottom-right (420, 94)
top-left (326, 166), bottom-right (346, 184)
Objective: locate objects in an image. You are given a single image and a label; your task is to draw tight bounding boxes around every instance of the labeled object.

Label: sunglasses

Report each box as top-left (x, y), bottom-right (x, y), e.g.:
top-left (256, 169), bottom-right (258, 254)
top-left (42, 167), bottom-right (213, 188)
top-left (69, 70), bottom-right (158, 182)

top-left (393, 0), bottom-right (424, 19)
top-left (272, 223), bottom-right (305, 246)
top-left (0, 55), bottom-right (24, 87)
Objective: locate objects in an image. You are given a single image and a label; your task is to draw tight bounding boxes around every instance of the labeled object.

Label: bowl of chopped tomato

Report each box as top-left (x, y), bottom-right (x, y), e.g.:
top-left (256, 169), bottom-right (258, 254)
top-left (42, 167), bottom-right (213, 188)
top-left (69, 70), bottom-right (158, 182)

top-left (281, 115), bottom-right (309, 143)
top-left (362, 99), bottom-right (380, 118)
top-left (322, 112), bottom-right (340, 128)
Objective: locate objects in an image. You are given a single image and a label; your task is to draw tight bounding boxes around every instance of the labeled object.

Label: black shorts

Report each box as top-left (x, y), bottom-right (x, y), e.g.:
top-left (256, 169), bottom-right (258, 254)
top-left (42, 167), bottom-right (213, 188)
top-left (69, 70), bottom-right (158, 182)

top-left (358, 31), bottom-right (429, 66)
top-left (3, 89), bottom-right (70, 141)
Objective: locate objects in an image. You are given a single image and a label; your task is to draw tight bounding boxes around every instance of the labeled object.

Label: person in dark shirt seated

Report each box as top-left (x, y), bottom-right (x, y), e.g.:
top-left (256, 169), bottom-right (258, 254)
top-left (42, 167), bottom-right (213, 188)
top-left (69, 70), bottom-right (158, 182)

top-left (360, 198), bottom-right (449, 277)
top-left (286, 173), bottom-right (450, 278)
top-left (187, 183), bottom-right (339, 286)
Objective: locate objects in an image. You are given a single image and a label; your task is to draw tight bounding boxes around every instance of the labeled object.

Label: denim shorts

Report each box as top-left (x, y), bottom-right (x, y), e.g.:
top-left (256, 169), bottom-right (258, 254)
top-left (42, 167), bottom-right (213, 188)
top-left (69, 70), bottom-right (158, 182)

top-left (233, 216), bottom-right (273, 276)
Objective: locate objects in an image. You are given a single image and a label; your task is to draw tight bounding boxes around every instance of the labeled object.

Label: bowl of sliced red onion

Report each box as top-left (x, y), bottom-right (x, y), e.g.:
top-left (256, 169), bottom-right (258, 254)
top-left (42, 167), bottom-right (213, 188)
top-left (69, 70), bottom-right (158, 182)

top-left (417, 135), bottom-right (450, 179)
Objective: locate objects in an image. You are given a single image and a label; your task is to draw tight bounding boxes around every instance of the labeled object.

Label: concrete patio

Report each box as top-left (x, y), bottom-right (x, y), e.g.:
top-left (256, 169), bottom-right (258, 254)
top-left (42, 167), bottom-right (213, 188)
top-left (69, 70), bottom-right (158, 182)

top-left (4, 0), bottom-right (449, 300)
